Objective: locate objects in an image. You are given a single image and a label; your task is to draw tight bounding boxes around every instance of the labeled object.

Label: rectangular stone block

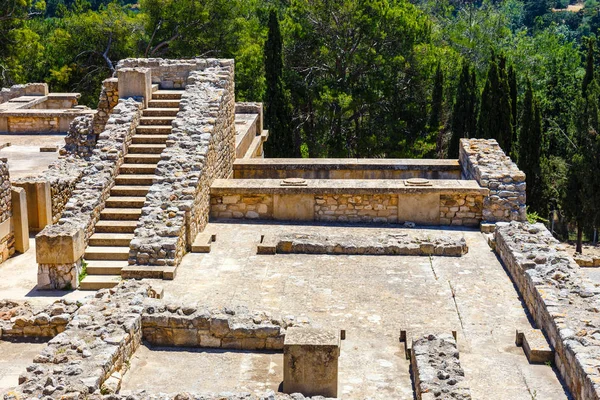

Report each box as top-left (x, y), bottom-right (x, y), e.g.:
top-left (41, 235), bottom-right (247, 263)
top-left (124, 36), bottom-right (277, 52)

top-left (398, 193), bottom-right (440, 225)
top-left (273, 194), bottom-right (314, 221)
top-left (118, 68), bottom-right (152, 108)
top-left (516, 328), bottom-right (554, 364)
top-left (284, 327), bottom-right (340, 398)
top-left (11, 187), bottom-right (28, 253)
top-left (13, 180), bottom-right (52, 233)
top-left (36, 225), bottom-right (85, 264)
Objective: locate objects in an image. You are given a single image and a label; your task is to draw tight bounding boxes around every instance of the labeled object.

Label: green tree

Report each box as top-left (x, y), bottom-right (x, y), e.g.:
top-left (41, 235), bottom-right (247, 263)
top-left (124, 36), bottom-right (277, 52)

top-left (429, 62), bottom-right (445, 157)
top-left (508, 64), bottom-right (517, 158)
top-left (264, 10), bottom-right (293, 157)
top-left (449, 62), bottom-right (477, 158)
top-left (518, 80), bottom-right (543, 212)
top-left (478, 54), bottom-right (513, 154)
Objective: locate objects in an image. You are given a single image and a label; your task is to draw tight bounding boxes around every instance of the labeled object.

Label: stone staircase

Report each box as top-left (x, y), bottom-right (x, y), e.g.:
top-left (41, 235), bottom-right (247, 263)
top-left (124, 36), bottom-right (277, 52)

top-left (79, 90), bottom-right (182, 290)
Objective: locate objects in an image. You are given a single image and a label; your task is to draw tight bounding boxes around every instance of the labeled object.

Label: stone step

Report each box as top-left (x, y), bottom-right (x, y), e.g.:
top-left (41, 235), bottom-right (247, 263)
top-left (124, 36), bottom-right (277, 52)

top-left (119, 164), bottom-right (157, 174)
top-left (105, 196), bottom-right (146, 208)
top-left (79, 275), bottom-right (121, 290)
top-left (89, 233), bottom-right (134, 246)
top-left (100, 208), bottom-right (143, 220)
top-left (139, 117), bottom-right (175, 126)
top-left (128, 143), bottom-right (166, 154)
top-left (84, 246), bottom-right (130, 261)
top-left (151, 84), bottom-right (159, 93)
top-left (115, 174), bottom-right (156, 186)
top-left (132, 134), bottom-right (169, 144)
top-left (95, 220), bottom-right (138, 233)
top-left (124, 154), bottom-right (161, 164)
top-left (148, 99), bottom-right (180, 109)
top-left (136, 125), bottom-right (172, 135)
top-left (142, 108), bottom-right (179, 117)
top-left (86, 261), bottom-right (127, 276)
top-left (152, 90), bottom-right (183, 100)
top-left (110, 185), bottom-right (150, 197)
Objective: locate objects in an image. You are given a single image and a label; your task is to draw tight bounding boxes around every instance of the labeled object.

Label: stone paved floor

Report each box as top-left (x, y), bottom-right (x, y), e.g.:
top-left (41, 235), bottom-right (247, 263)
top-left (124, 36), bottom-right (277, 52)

top-left (146, 222), bottom-right (570, 400)
top-left (0, 134), bottom-right (65, 180)
top-left (122, 345), bottom-right (282, 394)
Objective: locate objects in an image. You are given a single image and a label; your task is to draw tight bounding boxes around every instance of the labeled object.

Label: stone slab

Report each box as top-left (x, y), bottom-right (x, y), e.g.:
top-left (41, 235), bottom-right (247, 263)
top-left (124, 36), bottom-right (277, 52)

top-left (35, 224), bottom-right (85, 264)
top-left (398, 192), bottom-right (440, 225)
top-left (273, 194), bottom-right (315, 221)
top-left (11, 187), bottom-right (29, 253)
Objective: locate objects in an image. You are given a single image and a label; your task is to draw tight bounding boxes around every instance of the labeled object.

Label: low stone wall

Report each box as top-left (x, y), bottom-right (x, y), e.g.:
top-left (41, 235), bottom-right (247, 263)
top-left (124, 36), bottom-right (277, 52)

top-left (0, 83), bottom-right (47, 103)
top-left (0, 159), bottom-right (14, 263)
top-left (129, 60), bottom-right (235, 271)
top-left (142, 303), bottom-right (295, 350)
top-left (233, 159), bottom-right (462, 180)
top-left (439, 194), bottom-right (484, 226)
top-left (61, 114), bottom-right (96, 158)
top-left (315, 194), bottom-right (398, 223)
top-left (211, 181), bottom-right (487, 227)
top-left (411, 333), bottom-right (471, 400)
top-left (10, 281), bottom-right (152, 398)
top-left (36, 99), bottom-right (142, 289)
top-left (235, 102), bottom-right (263, 133)
top-left (117, 58), bottom-right (219, 89)
top-left (0, 299), bottom-right (79, 338)
top-left (459, 139), bottom-right (526, 222)
top-left (269, 232), bottom-right (467, 256)
top-left (495, 222), bottom-right (600, 399)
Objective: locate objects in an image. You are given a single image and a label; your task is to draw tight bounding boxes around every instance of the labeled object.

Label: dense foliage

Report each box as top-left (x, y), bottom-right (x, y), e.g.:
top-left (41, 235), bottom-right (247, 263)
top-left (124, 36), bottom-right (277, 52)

top-left (3, 0), bottom-right (600, 249)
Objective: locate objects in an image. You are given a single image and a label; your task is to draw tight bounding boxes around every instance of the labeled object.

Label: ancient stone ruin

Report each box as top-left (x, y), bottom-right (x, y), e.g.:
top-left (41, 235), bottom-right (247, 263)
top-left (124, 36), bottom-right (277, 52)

top-left (0, 58), bottom-right (596, 400)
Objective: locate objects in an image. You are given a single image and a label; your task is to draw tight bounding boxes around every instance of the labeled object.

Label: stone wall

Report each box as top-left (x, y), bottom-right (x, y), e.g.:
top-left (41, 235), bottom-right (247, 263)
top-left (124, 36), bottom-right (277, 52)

top-left (142, 303), bottom-right (296, 350)
top-left (94, 77), bottom-right (119, 135)
top-left (459, 138), bottom-right (526, 222)
top-left (0, 299), bottom-right (79, 338)
top-left (0, 83), bottom-right (48, 103)
top-left (0, 159), bottom-right (14, 263)
top-left (61, 114), bottom-right (96, 158)
top-left (315, 194), bottom-right (398, 223)
top-left (36, 99), bottom-right (142, 289)
top-left (439, 194), bottom-right (484, 226)
top-left (410, 333), bottom-right (472, 400)
top-left (211, 190), bottom-right (485, 227)
top-left (10, 281), bottom-right (153, 398)
top-left (495, 222), bottom-right (600, 399)
top-left (129, 60), bottom-right (235, 269)
top-left (83, 392), bottom-right (329, 400)
top-left (117, 58), bottom-right (219, 89)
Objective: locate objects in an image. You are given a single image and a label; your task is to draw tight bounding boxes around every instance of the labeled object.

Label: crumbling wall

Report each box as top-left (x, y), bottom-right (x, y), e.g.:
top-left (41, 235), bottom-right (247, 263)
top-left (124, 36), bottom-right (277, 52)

top-left (130, 60), bottom-right (235, 267)
top-left (459, 138), bottom-right (526, 222)
top-left (0, 159), bottom-right (14, 263)
top-left (117, 58), bottom-right (218, 89)
top-left (0, 83), bottom-right (48, 103)
top-left (0, 299), bottom-right (80, 338)
top-left (495, 222), bottom-right (600, 399)
top-left (94, 77), bottom-right (119, 135)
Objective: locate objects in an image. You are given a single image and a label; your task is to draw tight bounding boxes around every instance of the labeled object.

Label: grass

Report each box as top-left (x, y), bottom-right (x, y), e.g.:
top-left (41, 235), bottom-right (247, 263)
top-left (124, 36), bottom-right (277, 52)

top-left (78, 259), bottom-right (88, 283)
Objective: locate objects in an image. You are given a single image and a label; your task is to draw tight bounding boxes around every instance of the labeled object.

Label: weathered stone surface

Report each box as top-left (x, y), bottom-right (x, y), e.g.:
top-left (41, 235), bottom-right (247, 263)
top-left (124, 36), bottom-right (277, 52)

top-left (0, 159), bottom-right (14, 263)
top-left (411, 333), bottom-right (471, 400)
top-left (460, 139), bottom-right (526, 222)
top-left (272, 232), bottom-right (467, 256)
top-left (130, 59), bottom-right (235, 267)
top-left (0, 299), bottom-right (80, 339)
top-left (495, 221), bottom-right (600, 400)
top-left (83, 391), bottom-right (332, 399)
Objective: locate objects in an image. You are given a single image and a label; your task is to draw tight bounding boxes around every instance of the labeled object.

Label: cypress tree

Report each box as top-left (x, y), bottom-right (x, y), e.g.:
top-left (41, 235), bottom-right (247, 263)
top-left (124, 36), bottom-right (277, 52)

top-left (264, 10), bottom-right (293, 157)
top-left (509, 64), bottom-right (518, 158)
top-left (583, 38), bottom-right (595, 96)
top-left (429, 63), bottom-right (444, 157)
top-left (518, 80), bottom-right (543, 212)
top-left (478, 54), bottom-right (513, 154)
top-left (449, 63), bottom-right (477, 158)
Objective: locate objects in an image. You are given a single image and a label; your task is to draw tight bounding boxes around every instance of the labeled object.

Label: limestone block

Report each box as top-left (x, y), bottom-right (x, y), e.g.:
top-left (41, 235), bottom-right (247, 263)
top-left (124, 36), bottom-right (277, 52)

top-left (398, 193), bottom-right (440, 225)
top-left (273, 194), bottom-right (315, 221)
top-left (118, 68), bottom-right (152, 108)
top-left (283, 327), bottom-right (340, 398)
top-left (36, 224), bottom-right (85, 264)
top-left (13, 180), bottom-right (52, 233)
top-left (11, 187), bottom-right (28, 253)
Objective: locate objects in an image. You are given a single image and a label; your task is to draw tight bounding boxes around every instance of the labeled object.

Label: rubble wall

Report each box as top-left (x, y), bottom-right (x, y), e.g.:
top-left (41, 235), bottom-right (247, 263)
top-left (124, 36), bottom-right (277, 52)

top-left (495, 222), bottom-right (600, 399)
top-left (459, 138), bottom-right (526, 222)
top-left (130, 60), bottom-right (235, 267)
top-left (117, 58), bottom-right (219, 89)
top-left (0, 159), bottom-right (13, 263)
